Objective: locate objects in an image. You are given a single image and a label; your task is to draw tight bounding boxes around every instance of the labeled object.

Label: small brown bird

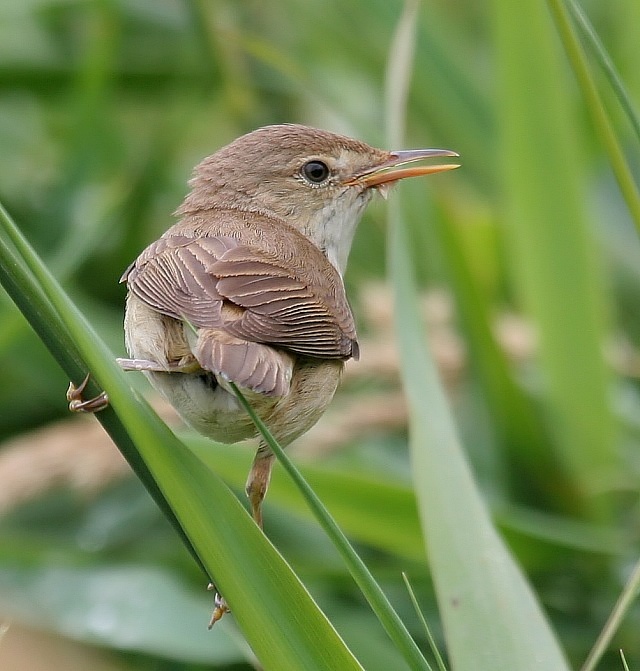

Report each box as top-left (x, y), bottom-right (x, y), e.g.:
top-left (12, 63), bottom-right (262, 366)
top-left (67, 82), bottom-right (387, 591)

top-left (116, 124), bottom-right (458, 528)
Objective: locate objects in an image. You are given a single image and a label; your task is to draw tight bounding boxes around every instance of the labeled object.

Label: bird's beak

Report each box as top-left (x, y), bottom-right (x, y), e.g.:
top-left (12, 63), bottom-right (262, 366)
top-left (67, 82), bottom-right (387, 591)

top-left (344, 148), bottom-right (460, 189)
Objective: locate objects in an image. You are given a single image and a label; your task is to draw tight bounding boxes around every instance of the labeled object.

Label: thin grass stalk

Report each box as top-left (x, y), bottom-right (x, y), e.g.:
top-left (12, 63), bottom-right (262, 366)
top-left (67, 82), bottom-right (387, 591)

top-left (229, 383), bottom-right (433, 671)
top-left (546, 0), bottom-right (640, 234)
top-left (402, 573), bottom-right (448, 671)
top-left (385, 1), bottom-right (570, 668)
top-left (0, 206), bottom-right (368, 671)
top-left (580, 557), bottom-right (640, 671)
top-left (0, 203), bottom-right (208, 577)
top-left (566, 0), bottom-right (640, 144)
top-left (384, 0), bottom-right (420, 148)
top-left (620, 650), bottom-right (630, 671)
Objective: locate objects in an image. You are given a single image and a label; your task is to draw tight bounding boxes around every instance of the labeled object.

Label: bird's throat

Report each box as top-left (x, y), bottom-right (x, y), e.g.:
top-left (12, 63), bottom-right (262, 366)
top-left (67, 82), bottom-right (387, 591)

top-left (306, 193), bottom-right (370, 275)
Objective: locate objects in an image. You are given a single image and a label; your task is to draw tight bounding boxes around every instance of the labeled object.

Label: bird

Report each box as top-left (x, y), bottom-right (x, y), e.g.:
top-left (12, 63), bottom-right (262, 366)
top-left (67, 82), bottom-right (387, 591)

top-left (65, 123), bottom-right (458, 623)
top-left (113, 124), bottom-right (458, 529)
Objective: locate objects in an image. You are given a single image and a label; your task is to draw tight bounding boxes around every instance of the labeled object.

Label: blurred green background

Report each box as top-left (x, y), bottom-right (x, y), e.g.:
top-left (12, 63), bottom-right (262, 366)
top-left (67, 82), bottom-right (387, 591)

top-left (1, 0), bottom-right (639, 669)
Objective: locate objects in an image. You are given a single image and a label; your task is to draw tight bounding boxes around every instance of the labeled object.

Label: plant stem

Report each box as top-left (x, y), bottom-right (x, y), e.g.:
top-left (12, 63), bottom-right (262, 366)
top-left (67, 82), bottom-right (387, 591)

top-left (546, 0), bottom-right (640, 235)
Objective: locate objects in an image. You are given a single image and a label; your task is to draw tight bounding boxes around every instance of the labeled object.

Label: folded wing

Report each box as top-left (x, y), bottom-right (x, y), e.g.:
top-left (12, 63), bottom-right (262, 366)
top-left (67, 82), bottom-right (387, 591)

top-left (122, 232), bottom-right (358, 396)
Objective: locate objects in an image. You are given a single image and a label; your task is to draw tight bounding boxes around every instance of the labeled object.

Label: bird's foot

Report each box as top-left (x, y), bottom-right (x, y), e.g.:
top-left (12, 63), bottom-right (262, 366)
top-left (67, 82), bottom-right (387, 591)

top-left (67, 373), bottom-right (109, 413)
top-left (207, 583), bottom-right (230, 628)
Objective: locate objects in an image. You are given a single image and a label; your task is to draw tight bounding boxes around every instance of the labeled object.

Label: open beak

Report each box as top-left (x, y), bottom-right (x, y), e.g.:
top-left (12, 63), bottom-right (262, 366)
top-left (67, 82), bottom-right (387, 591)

top-left (345, 148), bottom-right (460, 189)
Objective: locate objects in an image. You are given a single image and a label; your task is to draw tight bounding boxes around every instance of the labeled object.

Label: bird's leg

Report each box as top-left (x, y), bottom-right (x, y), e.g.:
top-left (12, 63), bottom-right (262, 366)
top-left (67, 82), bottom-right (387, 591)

top-left (69, 355), bottom-right (199, 412)
top-left (118, 354), bottom-right (234, 627)
top-left (67, 373), bottom-right (109, 413)
top-left (208, 445), bottom-right (274, 627)
top-left (117, 357), bottom-right (166, 372)
top-left (245, 444), bottom-right (276, 529)
top-left (116, 356), bottom-right (200, 373)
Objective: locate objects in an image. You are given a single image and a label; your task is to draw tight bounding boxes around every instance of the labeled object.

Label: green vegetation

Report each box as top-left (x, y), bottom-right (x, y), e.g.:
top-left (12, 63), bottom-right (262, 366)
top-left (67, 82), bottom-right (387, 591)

top-left (0, 1), bottom-right (639, 669)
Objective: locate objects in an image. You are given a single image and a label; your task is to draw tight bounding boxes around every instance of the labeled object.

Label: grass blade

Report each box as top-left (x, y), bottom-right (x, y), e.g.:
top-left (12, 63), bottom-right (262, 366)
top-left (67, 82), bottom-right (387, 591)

top-left (546, 0), bottom-right (640, 233)
top-left (402, 573), bottom-right (448, 671)
top-left (388, 199), bottom-right (570, 670)
top-left (493, 0), bottom-right (616, 512)
top-left (385, 2), bottom-right (570, 669)
top-left (580, 557), bottom-right (640, 671)
top-left (0, 204), bottom-right (365, 671)
top-left (565, 0), bottom-right (640, 144)
top-left (230, 383), bottom-right (433, 671)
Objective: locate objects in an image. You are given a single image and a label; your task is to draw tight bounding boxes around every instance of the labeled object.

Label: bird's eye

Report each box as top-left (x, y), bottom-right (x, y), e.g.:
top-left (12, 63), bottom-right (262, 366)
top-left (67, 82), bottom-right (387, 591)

top-left (301, 160), bottom-right (331, 184)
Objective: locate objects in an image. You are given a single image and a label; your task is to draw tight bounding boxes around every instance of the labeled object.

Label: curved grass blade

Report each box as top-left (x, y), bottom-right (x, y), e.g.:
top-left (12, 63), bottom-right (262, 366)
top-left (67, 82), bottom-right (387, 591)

top-left (385, 2), bottom-right (570, 669)
top-left (546, 0), bottom-right (640, 234)
top-left (0, 204), bottom-right (365, 671)
top-left (0, 203), bottom-right (205, 576)
top-left (402, 573), bottom-right (448, 671)
top-left (565, 0), bottom-right (640, 146)
top-left (580, 557), bottom-right (640, 671)
top-left (387, 196), bottom-right (571, 671)
top-left (230, 382), bottom-right (433, 671)
top-left (495, 0), bottom-right (616, 512)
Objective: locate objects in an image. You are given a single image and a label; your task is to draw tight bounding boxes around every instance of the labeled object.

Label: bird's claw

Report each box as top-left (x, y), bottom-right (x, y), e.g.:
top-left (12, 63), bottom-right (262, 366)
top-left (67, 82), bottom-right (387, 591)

top-left (207, 583), bottom-right (230, 628)
top-left (67, 373), bottom-right (109, 413)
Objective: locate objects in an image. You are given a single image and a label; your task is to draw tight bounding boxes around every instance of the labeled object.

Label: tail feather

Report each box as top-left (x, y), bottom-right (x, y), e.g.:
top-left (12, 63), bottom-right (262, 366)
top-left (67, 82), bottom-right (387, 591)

top-left (195, 329), bottom-right (294, 397)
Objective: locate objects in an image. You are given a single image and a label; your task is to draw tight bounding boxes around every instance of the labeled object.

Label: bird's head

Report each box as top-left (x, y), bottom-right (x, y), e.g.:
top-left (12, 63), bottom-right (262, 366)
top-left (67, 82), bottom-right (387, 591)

top-left (179, 124), bottom-right (459, 272)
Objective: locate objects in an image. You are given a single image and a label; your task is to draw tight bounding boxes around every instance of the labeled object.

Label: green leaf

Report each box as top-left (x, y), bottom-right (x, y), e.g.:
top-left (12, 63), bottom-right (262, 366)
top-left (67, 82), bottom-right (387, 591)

top-left (493, 0), bottom-right (616, 513)
top-left (192, 437), bottom-right (626, 559)
top-left (0, 205), bottom-right (365, 671)
top-left (189, 436), bottom-right (426, 562)
top-left (547, 0), bottom-right (640, 233)
top-left (229, 382), bottom-right (433, 671)
top-left (388, 199), bottom-right (570, 670)
top-left (385, 2), bottom-right (570, 668)
top-left (565, 0), bottom-right (640, 145)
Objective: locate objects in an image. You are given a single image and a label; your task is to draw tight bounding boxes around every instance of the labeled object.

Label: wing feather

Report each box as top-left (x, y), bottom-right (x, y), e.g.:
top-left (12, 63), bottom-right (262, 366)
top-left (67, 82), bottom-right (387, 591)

top-left (195, 329), bottom-right (294, 396)
top-left (122, 230), bottom-right (358, 394)
top-left (211, 247), bottom-right (357, 358)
